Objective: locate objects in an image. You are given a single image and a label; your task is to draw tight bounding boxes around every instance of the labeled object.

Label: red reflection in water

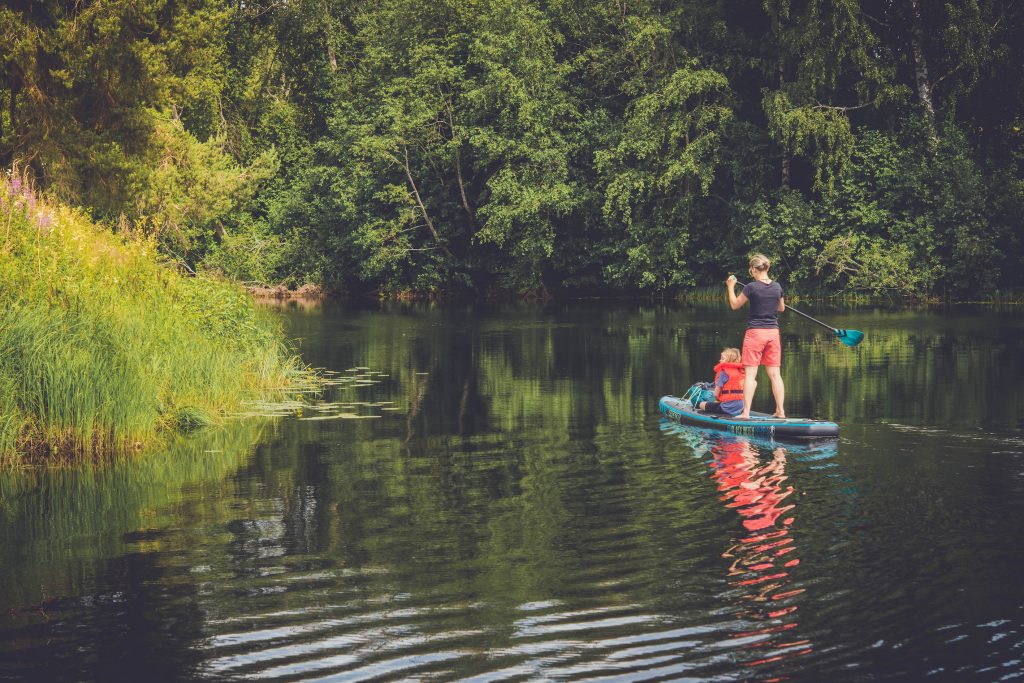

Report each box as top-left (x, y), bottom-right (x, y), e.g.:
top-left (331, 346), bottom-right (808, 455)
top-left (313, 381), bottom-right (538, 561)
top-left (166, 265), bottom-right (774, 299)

top-left (708, 436), bottom-right (812, 672)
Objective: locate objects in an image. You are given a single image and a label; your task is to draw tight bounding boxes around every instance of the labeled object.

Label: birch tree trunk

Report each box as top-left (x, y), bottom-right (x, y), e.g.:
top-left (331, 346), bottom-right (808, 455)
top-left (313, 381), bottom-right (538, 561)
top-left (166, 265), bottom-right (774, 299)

top-left (908, 0), bottom-right (938, 145)
top-left (400, 146), bottom-right (453, 257)
top-left (442, 99), bottom-right (477, 231)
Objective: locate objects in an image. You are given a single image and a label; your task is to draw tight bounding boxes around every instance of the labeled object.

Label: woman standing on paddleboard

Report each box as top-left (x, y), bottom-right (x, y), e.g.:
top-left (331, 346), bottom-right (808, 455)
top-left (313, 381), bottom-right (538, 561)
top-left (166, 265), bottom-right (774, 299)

top-left (726, 254), bottom-right (786, 419)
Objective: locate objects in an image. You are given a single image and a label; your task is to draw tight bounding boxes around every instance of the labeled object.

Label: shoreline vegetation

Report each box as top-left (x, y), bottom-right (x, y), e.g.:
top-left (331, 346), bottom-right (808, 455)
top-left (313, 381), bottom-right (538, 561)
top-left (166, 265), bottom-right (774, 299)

top-left (4, 2), bottom-right (1024, 303)
top-left (250, 283), bottom-right (1024, 306)
top-left (674, 287), bottom-right (1024, 306)
top-left (245, 283), bottom-right (327, 300)
top-left (0, 174), bottom-right (305, 467)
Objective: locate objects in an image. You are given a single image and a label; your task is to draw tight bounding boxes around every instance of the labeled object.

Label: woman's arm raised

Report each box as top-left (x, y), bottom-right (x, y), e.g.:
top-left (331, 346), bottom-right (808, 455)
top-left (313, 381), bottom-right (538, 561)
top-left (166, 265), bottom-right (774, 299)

top-left (726, 275), bottom-right (747, 311)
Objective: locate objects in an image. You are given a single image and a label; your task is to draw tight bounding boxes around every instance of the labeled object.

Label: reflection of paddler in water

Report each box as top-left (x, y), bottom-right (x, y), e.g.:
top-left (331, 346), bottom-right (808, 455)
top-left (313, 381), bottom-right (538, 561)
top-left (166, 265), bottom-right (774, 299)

top-left (708, 435), bottom-right (813, 667)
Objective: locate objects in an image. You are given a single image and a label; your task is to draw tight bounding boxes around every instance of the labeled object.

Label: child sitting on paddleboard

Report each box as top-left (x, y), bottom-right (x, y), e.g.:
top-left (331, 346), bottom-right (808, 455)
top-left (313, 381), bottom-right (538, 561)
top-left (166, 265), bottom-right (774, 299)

top-left (698, 347), bottom-right (746, 416)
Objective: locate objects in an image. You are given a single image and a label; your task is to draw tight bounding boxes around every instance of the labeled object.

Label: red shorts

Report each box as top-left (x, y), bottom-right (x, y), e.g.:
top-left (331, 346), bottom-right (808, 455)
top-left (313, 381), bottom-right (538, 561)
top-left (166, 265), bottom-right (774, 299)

top-left (742, 328), bottom-right (782, 367)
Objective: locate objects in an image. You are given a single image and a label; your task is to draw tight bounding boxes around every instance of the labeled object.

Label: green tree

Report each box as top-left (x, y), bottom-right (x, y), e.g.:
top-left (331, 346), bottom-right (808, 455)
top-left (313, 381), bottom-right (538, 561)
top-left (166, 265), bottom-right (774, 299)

top-left (597, 64), bottom-right (732, 289)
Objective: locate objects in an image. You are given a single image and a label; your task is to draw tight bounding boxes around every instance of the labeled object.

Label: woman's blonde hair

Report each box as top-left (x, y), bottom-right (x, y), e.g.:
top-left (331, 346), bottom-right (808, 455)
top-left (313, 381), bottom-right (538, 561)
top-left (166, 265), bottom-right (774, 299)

top-left (721, 347), bottom-right (741, 363)
top-left (749, 254), bottom-right (771, 272)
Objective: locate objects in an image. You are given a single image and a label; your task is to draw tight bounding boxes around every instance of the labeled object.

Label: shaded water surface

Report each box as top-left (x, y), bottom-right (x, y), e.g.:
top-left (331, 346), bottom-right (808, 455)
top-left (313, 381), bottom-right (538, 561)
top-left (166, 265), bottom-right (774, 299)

top-left (2, 302), bottom-right (1024, 681)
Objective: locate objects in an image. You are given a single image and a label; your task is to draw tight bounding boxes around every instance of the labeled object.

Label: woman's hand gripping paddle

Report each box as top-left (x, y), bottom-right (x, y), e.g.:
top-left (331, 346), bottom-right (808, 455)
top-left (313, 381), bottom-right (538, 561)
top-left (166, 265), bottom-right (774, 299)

top-left (736, 281), bottom-right (865, 347)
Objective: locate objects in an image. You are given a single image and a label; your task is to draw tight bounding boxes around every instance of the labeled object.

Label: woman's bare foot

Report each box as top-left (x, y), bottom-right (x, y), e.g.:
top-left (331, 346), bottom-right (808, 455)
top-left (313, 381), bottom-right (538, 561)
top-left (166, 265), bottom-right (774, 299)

top-left (773, 411), bottom-right (786, 419)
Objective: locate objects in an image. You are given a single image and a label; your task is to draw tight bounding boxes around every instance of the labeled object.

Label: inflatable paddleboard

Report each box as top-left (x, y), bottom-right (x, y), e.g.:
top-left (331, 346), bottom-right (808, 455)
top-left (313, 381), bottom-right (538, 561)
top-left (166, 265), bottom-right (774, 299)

top-left (659, 395), bottom-right (839, 440)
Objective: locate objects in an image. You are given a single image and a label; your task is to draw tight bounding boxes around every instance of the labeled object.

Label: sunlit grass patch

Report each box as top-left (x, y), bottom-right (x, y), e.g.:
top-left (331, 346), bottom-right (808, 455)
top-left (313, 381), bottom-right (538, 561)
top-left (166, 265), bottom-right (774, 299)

top-left (0, 172), bottom-right (304, 465)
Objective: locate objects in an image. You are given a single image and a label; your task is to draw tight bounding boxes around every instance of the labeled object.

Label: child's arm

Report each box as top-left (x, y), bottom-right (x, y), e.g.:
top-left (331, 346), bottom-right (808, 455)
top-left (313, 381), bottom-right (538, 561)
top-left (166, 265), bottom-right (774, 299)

top-left (713, 371), bottom-right (726, 399)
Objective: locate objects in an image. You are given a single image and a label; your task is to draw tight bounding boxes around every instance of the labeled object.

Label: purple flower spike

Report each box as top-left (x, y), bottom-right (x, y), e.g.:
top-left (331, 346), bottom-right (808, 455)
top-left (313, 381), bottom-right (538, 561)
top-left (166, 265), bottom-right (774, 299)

top-left (11, 177), bottom-right (21, 195)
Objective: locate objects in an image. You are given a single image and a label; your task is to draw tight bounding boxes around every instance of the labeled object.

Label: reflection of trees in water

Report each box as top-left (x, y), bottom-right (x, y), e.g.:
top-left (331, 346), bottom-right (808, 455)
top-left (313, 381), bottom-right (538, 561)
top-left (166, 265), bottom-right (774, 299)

top-left (0, 421), bottom-right (273, 609)
top-left (285, 304), bottom-right (1022, 438)
top-left (708, 437), bottom-right (813, 669)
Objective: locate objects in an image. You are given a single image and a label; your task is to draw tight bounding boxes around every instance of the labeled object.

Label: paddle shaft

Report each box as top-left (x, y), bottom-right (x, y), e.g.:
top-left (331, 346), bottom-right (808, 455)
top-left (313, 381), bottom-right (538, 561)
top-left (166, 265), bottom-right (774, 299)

top-left (736, 281), bottom-right (837, 333)
top-left (784, 303), bottom-right (838, 333)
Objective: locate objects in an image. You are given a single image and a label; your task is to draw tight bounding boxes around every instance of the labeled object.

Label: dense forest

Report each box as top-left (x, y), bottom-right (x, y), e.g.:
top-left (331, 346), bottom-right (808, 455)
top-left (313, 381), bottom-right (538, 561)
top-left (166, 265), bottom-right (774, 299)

top-left (2, 0), bottom-right (1023, 298)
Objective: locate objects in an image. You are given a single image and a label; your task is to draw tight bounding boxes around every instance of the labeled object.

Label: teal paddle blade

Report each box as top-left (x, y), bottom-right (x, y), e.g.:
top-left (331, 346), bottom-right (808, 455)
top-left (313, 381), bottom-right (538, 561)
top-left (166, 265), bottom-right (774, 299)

top-left (835, 329), bottom-right (864, 347)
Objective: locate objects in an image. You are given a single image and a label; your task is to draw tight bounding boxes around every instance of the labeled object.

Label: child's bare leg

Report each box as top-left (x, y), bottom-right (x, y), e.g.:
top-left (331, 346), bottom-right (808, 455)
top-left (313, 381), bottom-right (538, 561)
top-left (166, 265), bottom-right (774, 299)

top-left (766, 366), bottom-right (785, 417)
top-left (741, 365), bottom-right (758, 418)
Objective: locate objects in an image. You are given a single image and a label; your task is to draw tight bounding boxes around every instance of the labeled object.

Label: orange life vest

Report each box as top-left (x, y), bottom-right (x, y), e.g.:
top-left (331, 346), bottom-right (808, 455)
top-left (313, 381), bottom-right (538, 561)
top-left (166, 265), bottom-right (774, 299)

top-left (713, 362), bottom-right (745, 402)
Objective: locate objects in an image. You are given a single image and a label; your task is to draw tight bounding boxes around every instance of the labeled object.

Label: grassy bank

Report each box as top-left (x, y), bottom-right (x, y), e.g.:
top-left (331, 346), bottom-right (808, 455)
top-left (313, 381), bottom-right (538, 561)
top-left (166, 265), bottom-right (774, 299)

top-left (0, 173), bottom-right (303, 466)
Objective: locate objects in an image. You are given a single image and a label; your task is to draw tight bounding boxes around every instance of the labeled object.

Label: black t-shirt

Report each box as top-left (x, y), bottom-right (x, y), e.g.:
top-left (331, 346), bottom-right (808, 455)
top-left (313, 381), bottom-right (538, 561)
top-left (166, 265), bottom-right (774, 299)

top-left (742, 280), bottom-right (783, 328)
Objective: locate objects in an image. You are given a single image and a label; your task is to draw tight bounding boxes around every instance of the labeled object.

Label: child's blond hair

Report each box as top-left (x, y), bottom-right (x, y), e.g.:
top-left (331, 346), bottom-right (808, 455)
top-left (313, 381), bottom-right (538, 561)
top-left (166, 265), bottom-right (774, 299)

top-left (721, 347), bottom-right (741, 363)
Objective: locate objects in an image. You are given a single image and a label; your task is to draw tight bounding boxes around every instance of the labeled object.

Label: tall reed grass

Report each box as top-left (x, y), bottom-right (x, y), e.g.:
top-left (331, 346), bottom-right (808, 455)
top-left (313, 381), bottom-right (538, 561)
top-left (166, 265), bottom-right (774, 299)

top-left (0, 171), bottom-right (303, 465)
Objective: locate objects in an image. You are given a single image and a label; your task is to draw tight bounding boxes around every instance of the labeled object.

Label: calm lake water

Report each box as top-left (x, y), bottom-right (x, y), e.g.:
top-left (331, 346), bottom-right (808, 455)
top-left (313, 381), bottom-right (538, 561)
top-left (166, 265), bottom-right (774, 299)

top-left (2, 302), bottom-right (1024, 681)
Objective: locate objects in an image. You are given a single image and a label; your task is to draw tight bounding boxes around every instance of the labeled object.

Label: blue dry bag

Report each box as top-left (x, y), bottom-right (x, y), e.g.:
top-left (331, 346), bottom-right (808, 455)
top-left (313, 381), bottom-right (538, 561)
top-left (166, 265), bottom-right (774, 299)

top-left (683, 382), bottom-right (715, 408)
